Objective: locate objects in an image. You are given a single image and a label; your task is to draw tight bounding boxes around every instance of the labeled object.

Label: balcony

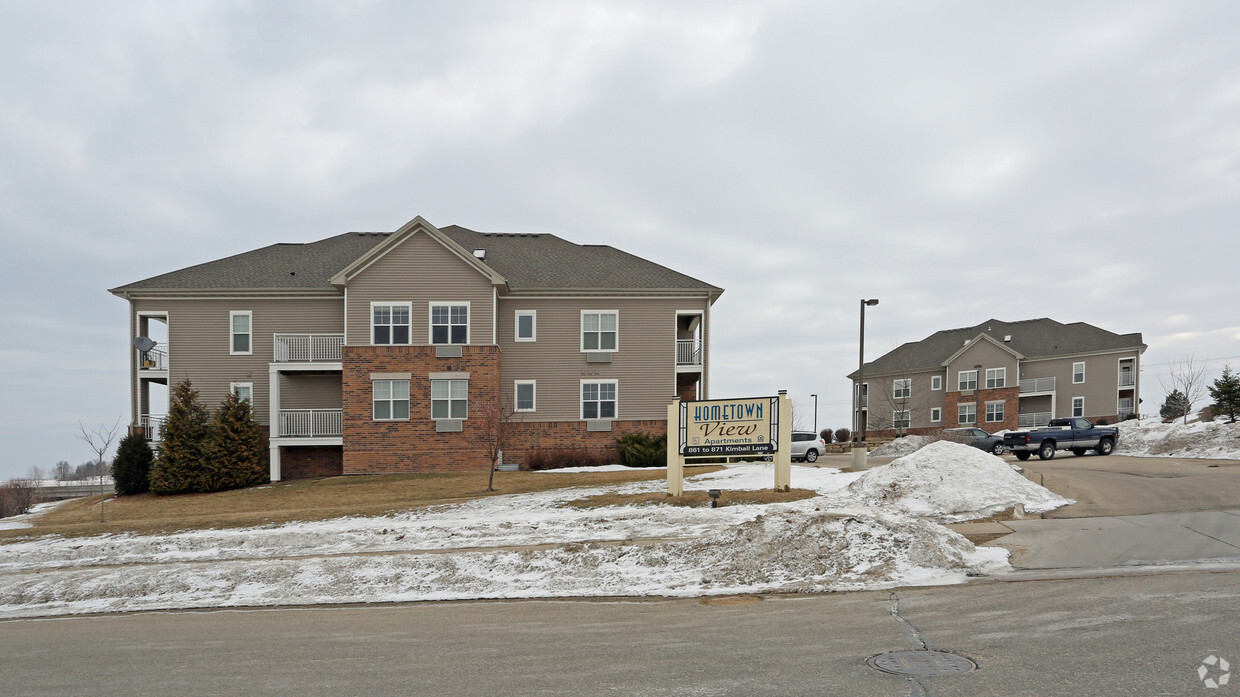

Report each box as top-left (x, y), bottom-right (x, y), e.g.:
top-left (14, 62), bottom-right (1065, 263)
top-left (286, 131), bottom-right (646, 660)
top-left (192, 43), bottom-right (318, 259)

top-left (676, 339), bottom-right (702, 368)
top-left (1120, 374), bottom-right (1136, 387)
top-left (138, 347), bottom-right (168, 371)
top-left (1018, 412), bottom-right (1053, 428)
top-left (1019, 377), bottom-right (1056, 393)
top-left (274, 334), bottom-right (343, 363)
top-left (278, 409), bottom-right (342, 438)
top-left (139, 414), bottom-right (166, 442)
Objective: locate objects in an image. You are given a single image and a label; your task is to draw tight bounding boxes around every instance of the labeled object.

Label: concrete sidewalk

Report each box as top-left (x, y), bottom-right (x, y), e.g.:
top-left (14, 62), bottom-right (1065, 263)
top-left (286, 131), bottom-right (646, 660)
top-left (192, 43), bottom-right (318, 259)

top-left (992, 509), bottom-right (1240, 569)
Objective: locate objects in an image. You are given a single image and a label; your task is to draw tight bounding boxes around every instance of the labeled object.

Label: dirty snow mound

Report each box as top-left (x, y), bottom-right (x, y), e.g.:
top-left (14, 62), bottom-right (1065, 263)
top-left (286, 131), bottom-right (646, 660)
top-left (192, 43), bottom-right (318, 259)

top-left (870, 435), bottom-right (935, 457)
top-left (843, 441), bottom-right (1071, 521)
top-left (1113, 417), bottom-right (1240, 459)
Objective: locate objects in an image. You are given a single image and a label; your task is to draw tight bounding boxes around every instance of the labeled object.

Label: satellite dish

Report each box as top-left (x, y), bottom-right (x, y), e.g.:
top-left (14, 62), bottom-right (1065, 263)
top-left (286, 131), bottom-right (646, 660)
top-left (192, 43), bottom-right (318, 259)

top-left (134, 336), bottom-right (157, 352)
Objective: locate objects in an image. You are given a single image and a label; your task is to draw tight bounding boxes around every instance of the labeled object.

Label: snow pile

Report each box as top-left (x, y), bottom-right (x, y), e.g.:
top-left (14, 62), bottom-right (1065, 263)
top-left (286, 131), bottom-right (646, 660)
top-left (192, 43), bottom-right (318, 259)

top-left (842, 441), bottom-right (1072, 521)
top-left (1113, 417), bottom-right (1240, 459)
top-left (870, 435), bottom-right (936, 457)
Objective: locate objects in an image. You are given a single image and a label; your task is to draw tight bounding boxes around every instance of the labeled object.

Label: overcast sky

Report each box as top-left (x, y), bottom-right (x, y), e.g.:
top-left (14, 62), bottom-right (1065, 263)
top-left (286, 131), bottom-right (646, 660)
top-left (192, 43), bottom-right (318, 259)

top-left (3, 1), bottom-right (1238, 479)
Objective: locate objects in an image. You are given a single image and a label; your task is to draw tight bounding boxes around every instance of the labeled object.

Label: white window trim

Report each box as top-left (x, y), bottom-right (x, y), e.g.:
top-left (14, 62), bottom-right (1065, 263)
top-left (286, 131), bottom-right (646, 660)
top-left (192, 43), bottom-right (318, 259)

top-left (370, 301), bottom-right (412, 346)
top-left (1073, 362), bottom-right (1086, 384)
top-left (958, 370), bottom-right (978, 391)
top-left (429, 302), bottom-right (471, 345)
top-left (986, 367), bottom-right (1007, 389)
top-left (230, 382), bottom-right (253, 402)
top-left (930, 407), bottom-right (942, 423)
top-left (985, 400), bottom-right (1005, 423)
top-left (372, 379), bottom-right (410, 421)
top-left (893, 410), bottom-right (911, 428)
top-left (1072, 396), bottom-right (1085, 417)
top-left (581, 310), bottom-right (619, 353)
top-left (958, 402), bottom-right (977, 424)
top-left (893, 378), bottom-right (911, 400)
top-left (580, 378), bottom-right (618, 420)
top-left (229, 310), bottom-right (253, 356)
top-left (514, 380), bottom-right (536, 412)
top-left (430, 378), bottom-right (469, 420)
top-left (931, 375), bottom-right (942, 391)
top-left (514, 310), bottom-right (537, 342)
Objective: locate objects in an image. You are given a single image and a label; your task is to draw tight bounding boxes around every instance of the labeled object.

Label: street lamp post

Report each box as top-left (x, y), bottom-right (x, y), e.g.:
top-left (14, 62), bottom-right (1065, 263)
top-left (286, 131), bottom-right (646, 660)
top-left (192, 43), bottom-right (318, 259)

top-left (811, 393), bottom-right (818, 435)
top-left (853, 299), bottom-right (879, 469)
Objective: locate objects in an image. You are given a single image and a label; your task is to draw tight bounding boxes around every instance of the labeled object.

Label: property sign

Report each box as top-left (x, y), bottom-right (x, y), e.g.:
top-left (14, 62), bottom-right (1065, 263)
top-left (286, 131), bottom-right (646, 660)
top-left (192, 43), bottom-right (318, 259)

top-left (679, 396), bottom-right (780, 456)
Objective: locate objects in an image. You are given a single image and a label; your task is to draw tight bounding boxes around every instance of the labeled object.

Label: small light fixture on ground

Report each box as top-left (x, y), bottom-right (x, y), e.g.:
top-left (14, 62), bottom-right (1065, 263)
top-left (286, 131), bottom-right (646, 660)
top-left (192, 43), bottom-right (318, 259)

top-left (708, 489), bottom-right (722, 508)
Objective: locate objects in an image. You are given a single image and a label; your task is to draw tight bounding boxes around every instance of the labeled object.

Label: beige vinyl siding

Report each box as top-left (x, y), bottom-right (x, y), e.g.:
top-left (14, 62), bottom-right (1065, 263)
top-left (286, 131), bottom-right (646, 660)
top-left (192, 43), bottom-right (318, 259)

top-left (279, 373), bottom-right (343, 409)
top-left (860, 368), bottom-right (946, 431)
top-left (130, 297), bottom-right (344, 426)
top-left (1021, 353), bottom-right (1126, 418)
top-left (344, 232), bottom-right (495, 346)
top-left (498, 296), bottom-right (711, 421)
top-left (946, 340), bottom-right (1018, 390)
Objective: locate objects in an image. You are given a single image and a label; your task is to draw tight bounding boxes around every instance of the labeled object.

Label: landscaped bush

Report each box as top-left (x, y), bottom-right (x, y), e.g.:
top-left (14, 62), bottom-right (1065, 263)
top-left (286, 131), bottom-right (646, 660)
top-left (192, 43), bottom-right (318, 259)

top-left (833, 427), bottom-right (852, 444)
top-left (112, 431), bottom-right (154, 496)
top-left (1096, 418), bottom-right (1109, 426)
top-left (524, 448), bottom-right (617, 470)
top-left (0, 480), bottom-right (36, 519)
top-left (615, 431), bottom-right (667, 468)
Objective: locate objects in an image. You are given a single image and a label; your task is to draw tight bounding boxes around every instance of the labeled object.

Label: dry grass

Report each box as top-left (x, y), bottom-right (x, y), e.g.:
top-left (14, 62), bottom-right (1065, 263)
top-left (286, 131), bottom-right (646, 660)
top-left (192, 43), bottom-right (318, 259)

top-left (3, 466), bottom-right (724, 540)
top-left (565, 488), bottom-right (818, 509)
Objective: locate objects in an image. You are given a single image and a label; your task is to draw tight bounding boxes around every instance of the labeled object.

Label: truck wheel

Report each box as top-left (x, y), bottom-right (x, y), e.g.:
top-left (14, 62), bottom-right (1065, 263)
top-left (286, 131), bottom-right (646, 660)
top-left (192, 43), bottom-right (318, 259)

top-left (805, 449), bottom-right (819, 463)
top-left (1038, 442), bottom-right (1056, 460)
top-left (1015, 451), bottom-right (1031, 461)
top-left (1071, 448), bottom-right (1086, 457)
top-left (1096, 438), bottom-right (1114, 456)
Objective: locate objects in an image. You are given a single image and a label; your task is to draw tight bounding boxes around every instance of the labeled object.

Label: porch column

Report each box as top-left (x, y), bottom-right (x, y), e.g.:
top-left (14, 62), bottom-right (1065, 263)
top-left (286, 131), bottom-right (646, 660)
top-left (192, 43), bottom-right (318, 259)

top-left (269, 364), bottom-right (281, 482)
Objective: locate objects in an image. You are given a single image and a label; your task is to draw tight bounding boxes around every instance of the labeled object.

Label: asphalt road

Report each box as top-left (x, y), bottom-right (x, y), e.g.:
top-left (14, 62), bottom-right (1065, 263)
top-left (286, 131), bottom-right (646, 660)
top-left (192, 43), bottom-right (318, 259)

top-left (3, 570), bottom-right (1239, 697)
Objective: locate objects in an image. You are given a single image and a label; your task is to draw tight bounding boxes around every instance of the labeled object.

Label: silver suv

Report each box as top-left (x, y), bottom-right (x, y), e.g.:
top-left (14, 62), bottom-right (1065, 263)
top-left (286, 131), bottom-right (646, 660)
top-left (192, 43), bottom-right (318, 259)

top-left (790, 431), bottom-right (827, 462)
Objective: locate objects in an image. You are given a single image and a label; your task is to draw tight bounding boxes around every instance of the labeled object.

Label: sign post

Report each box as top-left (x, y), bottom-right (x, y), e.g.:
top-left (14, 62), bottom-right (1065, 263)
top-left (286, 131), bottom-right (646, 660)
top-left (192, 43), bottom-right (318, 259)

top-left (667, 398), bottom-right (684, 496)
top-left (669, 391), bottom-right (792, 494)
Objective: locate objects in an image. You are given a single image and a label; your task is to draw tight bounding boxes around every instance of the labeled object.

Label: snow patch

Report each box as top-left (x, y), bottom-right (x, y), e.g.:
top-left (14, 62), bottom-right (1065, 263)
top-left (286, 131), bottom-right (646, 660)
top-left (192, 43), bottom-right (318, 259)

top-left (870, 435), bottom-right (936, 457)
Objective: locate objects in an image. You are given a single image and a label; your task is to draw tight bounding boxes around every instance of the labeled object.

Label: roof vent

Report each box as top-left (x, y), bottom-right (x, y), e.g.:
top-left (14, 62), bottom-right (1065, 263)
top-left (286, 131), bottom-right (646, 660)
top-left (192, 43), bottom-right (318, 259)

top-left (473, 249), bottom-right (486, 260)
top-left (1004, 335), bottom-right (1012, 342)
top-left (963, 339), bottom-right (970, 346)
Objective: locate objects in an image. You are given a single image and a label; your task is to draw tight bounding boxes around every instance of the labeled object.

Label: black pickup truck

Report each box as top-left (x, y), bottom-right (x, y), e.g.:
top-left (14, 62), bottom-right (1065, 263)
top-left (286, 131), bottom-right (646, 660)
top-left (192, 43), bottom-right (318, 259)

top-left (1002, 417), bottom-right (1119, 461)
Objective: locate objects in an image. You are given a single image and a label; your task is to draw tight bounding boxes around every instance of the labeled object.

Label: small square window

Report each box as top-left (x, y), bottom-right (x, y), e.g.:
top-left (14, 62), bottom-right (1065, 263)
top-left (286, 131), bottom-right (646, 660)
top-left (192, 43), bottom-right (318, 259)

top-left (373, 379), bottom-right (410, 420)
top-left (515, 311), bottom-right (536, 342)
top-left (893, 379), bottom-right (911, 400)
top-left (431, 304), bottom-right (469, 345)
top-left (931, 375), bottom-right (942, 391)
top-left (985, 368), bottom-right (1006, 389)
top-left (958, 370), bottom-right (978, 391)
top-left (582, 380), bottom-right (617, 419)
top-left (515, 381), bottom-right (536, 412)
top-left (230, 383), bottom-right (253, 403)
top-left (930, 407), bottom-right (942, 423)
top-left (582, 311), bottom-right (618, 352)
top-left (372, 303), bottom-right (411, 345)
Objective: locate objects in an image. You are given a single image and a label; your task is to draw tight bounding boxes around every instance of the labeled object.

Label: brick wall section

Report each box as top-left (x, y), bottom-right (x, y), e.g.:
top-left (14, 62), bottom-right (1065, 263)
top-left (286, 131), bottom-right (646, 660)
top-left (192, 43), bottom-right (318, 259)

top-left (342, 345), bottom-right (503, 474)
top-left (503, 419), bottom-right (668, 465)
top-left (281, 446), bottom-right (344, 479)
top-left (943, 386), bottom-right (1020, 432)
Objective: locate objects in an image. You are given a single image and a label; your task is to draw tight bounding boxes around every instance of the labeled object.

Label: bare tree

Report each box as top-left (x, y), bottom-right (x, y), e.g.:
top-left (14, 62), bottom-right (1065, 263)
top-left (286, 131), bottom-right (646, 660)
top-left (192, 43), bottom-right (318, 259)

top-left (77, 418), bottom-right (122, 522)
top-left (26, 466), bottom-right (45, 483)
top-left (475, 392), bottom-right (517, 492)
top-left (1159, 353), bottom-right (1209, 425)
top-left (52, 460), bottom-right (74, 481)
top-left (0, 479), bottom-right (37, 518)
top-left (870, 357), bottom-right (930, 437)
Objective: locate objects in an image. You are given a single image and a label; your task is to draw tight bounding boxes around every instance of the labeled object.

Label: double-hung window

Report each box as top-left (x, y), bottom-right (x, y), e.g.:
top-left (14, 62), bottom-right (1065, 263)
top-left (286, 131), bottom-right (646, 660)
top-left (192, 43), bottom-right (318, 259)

top-left (958, 370), bottom-right (978, 391)
top-left (372, 303), bottom-right (411, 345)
top-left (230, 311), bottom-right (252, 355)
top-left (431, 303), bottom-right (469, 345)
top-left (930, 407), bottom-right (942, 423)
top-left (893, 379), bottom-right (911, 400)
top-left (958, 403), bottom-right (977, 424)
top-left (893, 410), bottom-right (911, 429)
top-left (986, 368), bottom-right (1006, 389)
top-left (514, 380), bottom-right (536, 412)
top-left (373, 379), bottom-right (410, 420)
top-left (582, 380), bottom-right (617, 419)
top-left (986, 401), bottom-right (1005, 423)
top-left (1073, 362), bottom-right (1086, 384)
top-left (581, 311), bottom-right (618, 352)
top-left (431, 379), bottom-right (468, 419)
top-left (515, 311), bottom-right (536, 342)
top-left (1072, 397), bottom-right (1085, 417)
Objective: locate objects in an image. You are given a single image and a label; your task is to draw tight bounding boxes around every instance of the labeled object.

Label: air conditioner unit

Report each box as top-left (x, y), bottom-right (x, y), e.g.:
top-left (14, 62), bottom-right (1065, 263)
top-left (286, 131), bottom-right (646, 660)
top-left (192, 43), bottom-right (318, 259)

top-left (961, 390), bottom-right (974, 396)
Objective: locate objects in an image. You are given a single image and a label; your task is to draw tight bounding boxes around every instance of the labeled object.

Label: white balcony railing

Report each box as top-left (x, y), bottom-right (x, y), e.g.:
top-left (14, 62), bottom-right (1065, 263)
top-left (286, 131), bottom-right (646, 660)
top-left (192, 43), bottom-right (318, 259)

top-left (1019, 377), bottom-right (1056, 393)
top-left (1120, 374), bottom-right (1136, 387)
top-left (278, 409), bottom-right (343, 438)
top-left (676, 339), bottom-right (702, 367)
top-left (1018, 412), bottom-right (1053, 428)
top-left (139, 347), bottom-right (168, 371)
top-left (140, 414), bottom-right (166, 442)
top-left (274, 334), bottom-right (343, 363)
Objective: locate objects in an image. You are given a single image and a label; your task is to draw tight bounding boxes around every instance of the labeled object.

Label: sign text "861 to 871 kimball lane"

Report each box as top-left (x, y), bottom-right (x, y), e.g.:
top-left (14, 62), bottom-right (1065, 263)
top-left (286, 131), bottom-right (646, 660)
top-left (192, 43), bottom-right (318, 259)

top-left (679, 396), bottom-right (780, 456)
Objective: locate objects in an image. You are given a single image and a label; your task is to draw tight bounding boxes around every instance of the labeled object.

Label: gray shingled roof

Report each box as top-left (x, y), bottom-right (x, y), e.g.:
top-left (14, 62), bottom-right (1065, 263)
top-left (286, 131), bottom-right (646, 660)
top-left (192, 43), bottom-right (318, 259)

top-left (111, 224), bottom-right (722, 295)
top-left (848, 318), bottom-right (1145, 379)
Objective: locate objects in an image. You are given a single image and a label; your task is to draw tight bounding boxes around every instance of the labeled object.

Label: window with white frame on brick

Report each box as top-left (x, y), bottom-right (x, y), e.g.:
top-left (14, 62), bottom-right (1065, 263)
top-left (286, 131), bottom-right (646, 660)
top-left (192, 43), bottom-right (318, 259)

top-left (430, 303), bottom-right (469, 345)
top-left (958, 402), bottom-right (977, 424)
top-left (372, 303), bottom-right (411, 345)
top-left (986, 401), bottom-right (1004, 423)
top-left (958, 370), bottom-right (978, 391)
top-left (582, 380), bottom-right (617, 419)
top-left (581, 311), bottom-right (618, 352)
top-left (373, 379), bottom-right (410, 420)
top-left (985, 368), bottom-right (1006, 389)
top-left (893, 410), bottom-right (911, 429)
top-left (431, 379), bottom-right (468, 419)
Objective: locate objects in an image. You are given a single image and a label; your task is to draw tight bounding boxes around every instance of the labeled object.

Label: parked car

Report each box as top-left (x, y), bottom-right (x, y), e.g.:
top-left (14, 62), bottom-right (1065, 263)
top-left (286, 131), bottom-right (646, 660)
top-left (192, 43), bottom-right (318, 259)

top-left (791, 431), bottom-right (827, 462)
top-left (944, 427), bottom-right (1006, 456)
top-left (1002, 418), bottom-right (1118, 461)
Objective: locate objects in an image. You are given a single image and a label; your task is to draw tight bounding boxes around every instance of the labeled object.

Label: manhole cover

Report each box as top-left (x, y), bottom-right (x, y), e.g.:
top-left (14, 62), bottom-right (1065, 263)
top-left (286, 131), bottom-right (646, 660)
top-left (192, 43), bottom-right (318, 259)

top-left (867, 650), bottom-right (977, 677)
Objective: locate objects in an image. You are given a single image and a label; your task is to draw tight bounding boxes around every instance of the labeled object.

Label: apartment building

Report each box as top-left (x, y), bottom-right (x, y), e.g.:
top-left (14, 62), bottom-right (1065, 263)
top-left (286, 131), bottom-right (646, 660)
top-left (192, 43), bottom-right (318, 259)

top-left (110, 216), bottom-right (723, 479)
top-left (848, 318), bottom-right (1146, 437)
